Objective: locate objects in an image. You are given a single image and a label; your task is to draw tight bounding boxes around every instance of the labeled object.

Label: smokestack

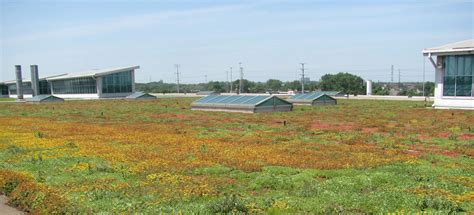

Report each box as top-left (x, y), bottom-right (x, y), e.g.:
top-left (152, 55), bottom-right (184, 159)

top-left (30, 65), bottom-right (40, 96)
top-left (15, 65), bottom-right (24, 99)
top-left (366, 80), bottom-right (372, 96)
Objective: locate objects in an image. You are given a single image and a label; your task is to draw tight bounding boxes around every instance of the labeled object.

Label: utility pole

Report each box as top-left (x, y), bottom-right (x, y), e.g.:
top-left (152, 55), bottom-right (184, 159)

top-left (175, 64), bottom-right (180, 94)
top-left (300, 63), bottom-right (306, 93)
top-left (239, 62), bottom-right (243, 94)
top-left (398, 69), bottom-right (401, 89)
top-left (226, 71), bottom-right (229, 93)
top-left (205, 75), bottom-right (207, 83)
top-left (230, 67), bottom-right (233, 93)
top-left (391, 65), bottom-right (394, 83)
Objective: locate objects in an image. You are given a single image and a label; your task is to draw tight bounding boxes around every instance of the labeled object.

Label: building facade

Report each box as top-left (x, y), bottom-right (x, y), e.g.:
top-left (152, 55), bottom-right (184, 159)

top-left (1, 66), bottom-right (139, 99)
top-left (423, 40), bottom-right (473, 109)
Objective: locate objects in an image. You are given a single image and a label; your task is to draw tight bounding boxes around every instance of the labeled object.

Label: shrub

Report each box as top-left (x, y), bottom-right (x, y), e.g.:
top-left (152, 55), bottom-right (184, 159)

top-left (208, 194), bottom-right (248, 213)
top-left (6, 145), bottom-right (27, 155)
top-left (416, 195), bottom-right (464, 213)
top-left (34, 131), bottom-right (45, 138)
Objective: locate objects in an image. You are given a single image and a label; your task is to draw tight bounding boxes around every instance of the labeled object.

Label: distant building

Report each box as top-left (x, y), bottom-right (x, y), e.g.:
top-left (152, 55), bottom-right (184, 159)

top-left (1, 66), bottom-right (139, 99)
top-left (423, 39), bottom-right (473, 109)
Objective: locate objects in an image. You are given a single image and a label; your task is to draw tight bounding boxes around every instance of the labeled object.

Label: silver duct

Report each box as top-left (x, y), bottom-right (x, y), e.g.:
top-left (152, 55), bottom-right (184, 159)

top-left (30, 65), bottom-right (39, 96)
top-left (15, 65), bottom-right (23, 99)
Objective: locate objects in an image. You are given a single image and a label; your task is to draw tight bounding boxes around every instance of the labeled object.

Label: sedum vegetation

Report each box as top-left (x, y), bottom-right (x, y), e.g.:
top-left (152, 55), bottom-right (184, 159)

top-left (0, 98), bottom-right (472, 214)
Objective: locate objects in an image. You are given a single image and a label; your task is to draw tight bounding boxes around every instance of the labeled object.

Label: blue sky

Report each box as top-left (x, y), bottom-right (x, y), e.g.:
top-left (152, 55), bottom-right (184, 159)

top-left (1, 0), bottom-right (472, 83)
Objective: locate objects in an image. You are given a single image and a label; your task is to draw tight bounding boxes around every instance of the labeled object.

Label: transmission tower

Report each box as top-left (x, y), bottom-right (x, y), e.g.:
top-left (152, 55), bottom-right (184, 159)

top-left (175, 64), bottom-right (180, 93)
top-left (300, 63), bottom-right (306, 93)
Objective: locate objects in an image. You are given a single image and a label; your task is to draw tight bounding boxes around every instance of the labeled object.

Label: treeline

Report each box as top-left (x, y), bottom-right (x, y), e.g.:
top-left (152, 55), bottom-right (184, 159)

top-left (137, 72), bottom-right (434, 96)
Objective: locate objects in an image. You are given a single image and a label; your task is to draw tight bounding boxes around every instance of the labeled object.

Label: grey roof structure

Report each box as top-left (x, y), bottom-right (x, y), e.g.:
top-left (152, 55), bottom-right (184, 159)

top-left (1, 66), bottom-right (138, 84)
top-left (126, 92), bottom-right (156, 100)
top-left (287, 92), bottom-right (337, 106)
top-left (46, 66), bottom-right (140, 81)
top-left (196, 91), bottom-right (219, 95)
top-left (25, 95), bottom-right (64, 103)
top-left (192, 95), bottom-right (293, 113)
top-left (317, 91), bottom-right (344, 96)
top-left (423, 39), bottom-right (474, 56)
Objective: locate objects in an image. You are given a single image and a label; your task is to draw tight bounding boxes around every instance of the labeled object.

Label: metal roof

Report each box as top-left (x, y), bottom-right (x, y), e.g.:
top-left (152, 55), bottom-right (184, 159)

top-left (25, 95), bottom-right (64, 102)
top-left (288, 92), bottom-right (328, 100)
top-left (196, 91), bottom-right (219, 95)
top-left (422, 39), bottom-right (474, 56)
top-left (318, 91), bottom-right (341, 96)
top-left (126, 92), bottom-right (156, 99)
top-left (193, 95), bottom-right (279, 106)
top-left (1, 73), bottom-right (67, 84)
top-left (46, 66), bottom-right (140, 81)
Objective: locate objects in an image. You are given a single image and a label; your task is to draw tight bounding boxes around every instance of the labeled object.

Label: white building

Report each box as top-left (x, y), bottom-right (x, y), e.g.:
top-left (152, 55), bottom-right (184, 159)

top-left (1, 66), bottom-right (139, 99)
top-left (423, 39), bottom-right (473, 109)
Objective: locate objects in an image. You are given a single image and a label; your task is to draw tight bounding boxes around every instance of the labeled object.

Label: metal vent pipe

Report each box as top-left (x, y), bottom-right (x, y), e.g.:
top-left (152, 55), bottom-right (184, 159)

top-left (15, 65), bottom-right (24, 99)
top-left (366, 80), bottom-right (373, 96)
top-left (30, 65), bottom-right (39, 96)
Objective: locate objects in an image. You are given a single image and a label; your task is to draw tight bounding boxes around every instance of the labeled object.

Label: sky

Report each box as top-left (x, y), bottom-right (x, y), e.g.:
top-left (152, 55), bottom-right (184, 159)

top-left (0, 0), bottom-right (473, 83)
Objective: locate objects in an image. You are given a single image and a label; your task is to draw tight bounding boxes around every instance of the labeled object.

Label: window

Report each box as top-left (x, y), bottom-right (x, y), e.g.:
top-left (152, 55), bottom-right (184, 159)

top-left (0, 85), bottom-right (8, 95)
top-left (6, 83), bottom-right (33, 95)
top-left (38, 80), bottom-right (51, 95)
top-left (443, 55), bottom-right (474, 97)
top-left (101, 71), bottom-right (133, 94)
top-left (52, 78), bottom-right (97, 94)
top-left (8, 84), bottom-right (16, 95)
top-left (22, 82), bottom-right (33, 95)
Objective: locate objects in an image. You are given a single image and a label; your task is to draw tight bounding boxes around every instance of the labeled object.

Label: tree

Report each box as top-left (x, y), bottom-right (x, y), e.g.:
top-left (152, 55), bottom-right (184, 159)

top-left (233, 79), bottom-right (253, 93)
top-left (423, 82), bottom-right (435, 96)
top-left (319, 72), bottom-right (364, 95)
top-left (373, 83), bottom-right (390, 95)
top-left (206, 81), bottom-right (226, 93)
top-left (266, 79), bottom-right (283, 92)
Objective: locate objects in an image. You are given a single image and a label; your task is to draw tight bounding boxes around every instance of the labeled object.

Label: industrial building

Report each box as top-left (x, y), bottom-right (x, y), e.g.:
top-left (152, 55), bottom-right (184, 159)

top-left (191, 95), bottom-right (293, 113)
top-left (423, 39), bottom-right (473, 109)
top-left (1, 65), bottom-right (139, 99)
top-left (287, 92), bottom-right (337, 106)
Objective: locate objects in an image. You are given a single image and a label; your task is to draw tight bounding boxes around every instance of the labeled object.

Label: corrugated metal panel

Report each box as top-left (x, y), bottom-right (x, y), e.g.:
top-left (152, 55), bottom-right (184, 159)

top-left (126, 92), bottom-right (156, 99)
top-left (26, 95), bottom-right (64, 103)
top-left (289, 92), bottom-right (325, 100)
top-left (194, 95), bottom-right (271, 105)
